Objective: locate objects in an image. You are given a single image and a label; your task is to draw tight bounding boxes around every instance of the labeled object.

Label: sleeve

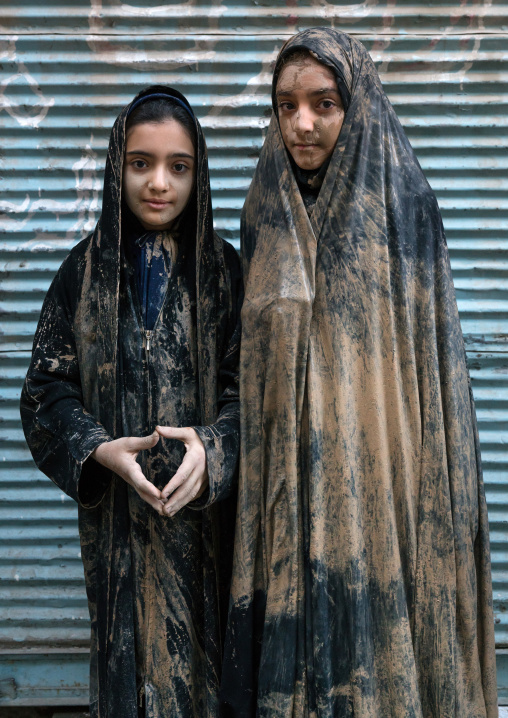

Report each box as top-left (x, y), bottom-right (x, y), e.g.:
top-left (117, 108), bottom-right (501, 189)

top-left (191, 242), bottom-right (243, 508)
top-left (20, 259), bottom-right (113, 508)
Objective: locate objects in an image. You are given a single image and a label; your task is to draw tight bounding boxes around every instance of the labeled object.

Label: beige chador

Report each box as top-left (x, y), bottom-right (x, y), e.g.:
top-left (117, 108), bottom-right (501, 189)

top-left (220, 28), bottom-right (498, 718)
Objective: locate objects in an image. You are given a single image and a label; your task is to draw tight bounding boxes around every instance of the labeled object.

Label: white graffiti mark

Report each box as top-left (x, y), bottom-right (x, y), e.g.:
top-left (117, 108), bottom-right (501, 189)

top-left (0, 72), bottom-right (55, 129)
top-left (371, 0), bottom-right (396, 74)
top-left (0, 36), bottom-right (55, 129)
top-left (86, 0), bottom-right (223, 68)
top-left (266, 0), bottom-right (380, 31)
top-left (68, 138), bottom-right (100, 236)
top-left (0, 193), bottom-right (35, 233)
top-left (367, 0), bottom-right (492, 81)
top-left (0, 195), bottom-right (31, 215)
top-left (87, 45), bottom-right (218, 68)
top-left (119, 1), bottom-right (226, 17)
top-left (206, 50), bottom-right (279, 120)
top-left (0, 38), bottom-right (17, 62)
top-left (457, 0), bottom-right (492, 90)
top-left (312, 0), bottom-right (379, 22)
top-left (0, 135), bottom-right (100, 243)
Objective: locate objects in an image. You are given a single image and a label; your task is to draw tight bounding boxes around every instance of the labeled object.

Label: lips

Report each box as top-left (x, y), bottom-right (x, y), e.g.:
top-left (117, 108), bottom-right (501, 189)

top-left (295, 144), bottom-right (318, 150)
top-left (144, 199), bottom-right (169, 209)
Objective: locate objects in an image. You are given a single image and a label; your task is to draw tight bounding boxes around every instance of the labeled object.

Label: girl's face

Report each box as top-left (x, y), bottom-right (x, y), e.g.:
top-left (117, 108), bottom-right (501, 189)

top-left (276, 56), bottom-right (345, 171)
top-left (123, 119), bottom-right (195, 231)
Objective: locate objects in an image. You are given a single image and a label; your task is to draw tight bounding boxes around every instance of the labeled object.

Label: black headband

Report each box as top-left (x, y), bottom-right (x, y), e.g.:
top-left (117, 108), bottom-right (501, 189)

top-left (128, 92), bottom-right (194, 118)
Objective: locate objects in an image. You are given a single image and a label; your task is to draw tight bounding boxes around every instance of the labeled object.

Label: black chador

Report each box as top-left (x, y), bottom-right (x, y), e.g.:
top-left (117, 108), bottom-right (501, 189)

top-left (21, 86), bottom-right (242, 717)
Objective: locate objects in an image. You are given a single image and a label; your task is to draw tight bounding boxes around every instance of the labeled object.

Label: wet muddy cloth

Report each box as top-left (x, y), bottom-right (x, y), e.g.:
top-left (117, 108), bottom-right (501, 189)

top-left (20, 86), bottom-right (242, 718)
top-left (290, 155), bottom-right (330, 216)
top-left (221, 28), bottom-right (498, 718)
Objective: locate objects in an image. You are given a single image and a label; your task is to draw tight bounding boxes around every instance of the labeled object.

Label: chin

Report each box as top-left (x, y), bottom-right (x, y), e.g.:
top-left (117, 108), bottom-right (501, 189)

top-left (141, 213), bottom-right (175, 231)
top-left (138, 218), bottom-right (172, 231)
top-left (293, 156), bottom-right (322, 171)
top-left (290, 148), bottom-right (323, 171)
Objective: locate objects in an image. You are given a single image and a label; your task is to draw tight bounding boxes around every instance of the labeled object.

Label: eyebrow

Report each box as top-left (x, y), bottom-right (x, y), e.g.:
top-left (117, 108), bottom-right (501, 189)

top-left (126, 150), bottom-right (195, 160)
top-left (276, 87), bottom-right (339, 98)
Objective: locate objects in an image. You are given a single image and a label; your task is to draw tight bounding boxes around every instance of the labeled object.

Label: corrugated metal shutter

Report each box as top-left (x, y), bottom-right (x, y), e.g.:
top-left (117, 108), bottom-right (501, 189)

top-left (1, 1), bottom-right (507, 707)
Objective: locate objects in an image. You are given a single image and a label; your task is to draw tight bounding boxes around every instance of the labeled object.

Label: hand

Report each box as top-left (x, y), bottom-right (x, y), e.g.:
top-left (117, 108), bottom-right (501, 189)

top-left (92, 432), bottom-right (164, 515)
top-left (156, 426), bottom-right (209, 517)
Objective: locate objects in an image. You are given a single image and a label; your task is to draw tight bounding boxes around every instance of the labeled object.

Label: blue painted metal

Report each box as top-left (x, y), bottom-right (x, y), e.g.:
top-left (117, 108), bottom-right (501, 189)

top-left (0, 652), bottom-right (89, 705)
top-left (1, 0), bottom-right (507, 706)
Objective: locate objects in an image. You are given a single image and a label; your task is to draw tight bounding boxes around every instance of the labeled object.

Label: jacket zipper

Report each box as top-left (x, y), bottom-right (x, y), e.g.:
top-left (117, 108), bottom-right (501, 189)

top-left (142, 268), bottom-right (171, 706)
top-left (143, 326), bottom-right (153, 710)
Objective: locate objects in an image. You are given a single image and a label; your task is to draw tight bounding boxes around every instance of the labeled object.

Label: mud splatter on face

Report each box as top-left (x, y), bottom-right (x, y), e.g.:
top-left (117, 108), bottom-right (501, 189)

top-left (276, 55), bottom-right (345, 171)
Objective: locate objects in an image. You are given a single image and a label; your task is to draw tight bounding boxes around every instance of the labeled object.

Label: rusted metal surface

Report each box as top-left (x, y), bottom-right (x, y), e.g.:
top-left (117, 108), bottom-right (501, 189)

top-left (1, 0), bottom-right (507, 706)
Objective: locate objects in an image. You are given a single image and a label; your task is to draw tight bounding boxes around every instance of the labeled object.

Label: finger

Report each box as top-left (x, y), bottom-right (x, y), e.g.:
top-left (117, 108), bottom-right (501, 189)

top-left (160, 452), bottom-right (203, 501)
top-left (133, 478), bottom-right (165, 516)
top-left (140, 491), bottom-right (165, 516)
top-left (156, 425), bottom-right (196, 444)
top-left (121, 468), bottom-right (164, 514)
top-left (121, 463), bottom-right (162, 500)
top-left (161, 466), bottom-right (194, 502)
top-left (135, 477), bottom-right (162, 502)
top-left (127, 431), bottom-right (159, 453)
top-left (121, 460), bottom-right (152, 488)
top-left (164, 476), bottom-right (205, 517)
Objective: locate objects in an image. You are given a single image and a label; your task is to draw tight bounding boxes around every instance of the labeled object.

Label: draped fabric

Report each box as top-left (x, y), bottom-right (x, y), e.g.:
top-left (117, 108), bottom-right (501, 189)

top-left (20, 86), bottom-right (242, 717)
top-left (221, 28), bottom-right (498, 718)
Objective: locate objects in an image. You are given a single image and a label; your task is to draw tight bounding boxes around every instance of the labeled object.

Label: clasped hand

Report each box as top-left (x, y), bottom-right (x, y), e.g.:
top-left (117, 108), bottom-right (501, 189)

top-left (92, 426), bottom-right (208, 517)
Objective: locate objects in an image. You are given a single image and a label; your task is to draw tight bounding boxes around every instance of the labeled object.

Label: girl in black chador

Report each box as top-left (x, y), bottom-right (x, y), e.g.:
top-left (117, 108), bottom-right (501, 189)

top-left (21, 86), bottom-right (242, 718)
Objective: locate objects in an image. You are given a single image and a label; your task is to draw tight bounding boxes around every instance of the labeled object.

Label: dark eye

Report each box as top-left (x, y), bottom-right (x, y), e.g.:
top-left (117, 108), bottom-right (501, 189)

top-left (278, 102), bottom-right (295, 112)
top-left (132, 159), bottom-right (147, 169)
top-left (173, 163), bottom-right (187, 173)
top-left (320, 100), bottom-right (335, 110)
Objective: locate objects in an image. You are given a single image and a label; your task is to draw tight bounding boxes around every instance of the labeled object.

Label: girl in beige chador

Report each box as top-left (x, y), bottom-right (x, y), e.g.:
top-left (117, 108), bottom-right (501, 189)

top-left (221, 28), bottom-right (498, 718)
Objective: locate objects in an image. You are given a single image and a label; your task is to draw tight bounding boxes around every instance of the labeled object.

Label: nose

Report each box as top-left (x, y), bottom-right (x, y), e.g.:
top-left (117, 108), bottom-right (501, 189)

top-left (292, 105), bottom-right (315, 134)
top-left (149, 164), bottom-right (170, 192)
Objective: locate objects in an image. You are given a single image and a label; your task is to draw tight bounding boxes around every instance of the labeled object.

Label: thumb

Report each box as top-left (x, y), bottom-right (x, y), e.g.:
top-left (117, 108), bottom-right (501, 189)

top-left (156, 425), bottom-right (195, 444)
top-left (128, 431), bottom-right (159, 452)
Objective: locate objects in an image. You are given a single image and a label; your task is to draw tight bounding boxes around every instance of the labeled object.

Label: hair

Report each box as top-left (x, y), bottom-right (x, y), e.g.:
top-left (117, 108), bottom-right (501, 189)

top-left (277, 48), bottom-right (316, 73)
top-left (125, 97), bottom-right (197, 151)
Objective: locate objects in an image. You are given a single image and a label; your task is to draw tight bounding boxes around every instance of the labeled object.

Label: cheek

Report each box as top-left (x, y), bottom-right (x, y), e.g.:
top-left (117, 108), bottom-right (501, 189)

top-left (278, 117), bottom-right (292, 146)
top-left (123, 170), bottom-right (143, 205)
top-left (323, 113), bottom-right (344, 146)
top-left (176, 175), bottom-right (195, 208)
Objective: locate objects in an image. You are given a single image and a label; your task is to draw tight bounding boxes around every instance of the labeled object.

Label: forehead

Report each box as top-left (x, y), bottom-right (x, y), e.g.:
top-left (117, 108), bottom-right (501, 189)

top-left (125, 119), bottom-right (194, 152)
top-left (276, 56), bottom-right (337, 93)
